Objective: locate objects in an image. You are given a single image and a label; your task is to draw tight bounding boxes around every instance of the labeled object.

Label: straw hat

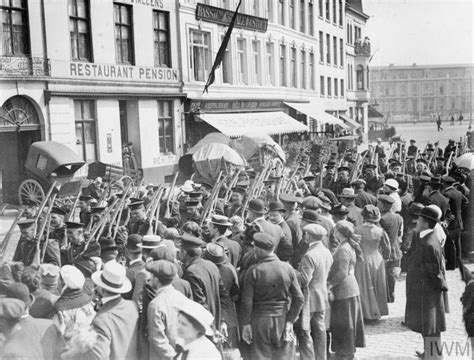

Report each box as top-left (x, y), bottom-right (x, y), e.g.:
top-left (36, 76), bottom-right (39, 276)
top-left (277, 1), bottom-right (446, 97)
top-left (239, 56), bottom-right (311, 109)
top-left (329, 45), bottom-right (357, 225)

top-left (91, 261), bottom-right (132, 294)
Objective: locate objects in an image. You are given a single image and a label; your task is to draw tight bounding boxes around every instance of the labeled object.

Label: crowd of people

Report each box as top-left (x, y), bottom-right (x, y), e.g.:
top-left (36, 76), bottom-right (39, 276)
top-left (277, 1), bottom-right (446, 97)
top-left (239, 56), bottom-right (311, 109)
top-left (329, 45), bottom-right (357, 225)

top-left (0, 137), bottom-right (471, 360)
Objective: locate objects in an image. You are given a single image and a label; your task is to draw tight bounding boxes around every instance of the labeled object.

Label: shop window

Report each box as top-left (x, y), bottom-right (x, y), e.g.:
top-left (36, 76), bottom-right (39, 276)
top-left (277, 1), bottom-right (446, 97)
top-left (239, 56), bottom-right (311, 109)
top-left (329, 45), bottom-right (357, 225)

top-left (1, 0), bottom-right (29, 55)
top-left (68, 0), bottom-right (92, 61)
top-left (158, 101), bottom-right (174, 155)
top-left (189, 29), bottom-right (211, 82)
top-left (74, 100), bottom-right (97, 162)
top-left (153, 10), bottom-right (170, 67)
top-left (114, 3), bottom-right (134, 64)
top-left (265, 41), bottom-right (275, 85)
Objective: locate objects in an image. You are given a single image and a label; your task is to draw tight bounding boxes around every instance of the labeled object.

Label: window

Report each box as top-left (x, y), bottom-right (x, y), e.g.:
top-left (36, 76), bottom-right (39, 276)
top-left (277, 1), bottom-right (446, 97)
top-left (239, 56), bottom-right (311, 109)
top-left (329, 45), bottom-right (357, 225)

top-left (334, 78), bottom-right (338, 96)
top-left (221, 35), bottom-right (232, 84)
top-left (332, 35), bottom-right (337, 65)
top-left (299, 0), bottom-right (306, 32)
top-left (267, 0), bottom-right (274, 22)
top-left (325, 0), bottom-right (330, 20)
top-left (320, 76), bottom-right (325, 95)
top-left (114, 3), bottom-right (134, 64)
top-left (290, 47), bottom-right (297, 88)
top-left (332, 0), bottom-right (336, 23)
top-left (309, 52), bottom-right (315, 89)
top-left (253, 0), bottom-right (259, 16)
top-left (340, 79), bottom-right (344, 96)
top-left (279, 44), bottom-right (287, 86)
top-left (355, 26), bottom-right (361, 42)
top-left (278, 0), bottom-right (284, 25)
top-left (222, 0), bottom-right (230, 10)
top-left (158, 101), bottom-right (174, 155)
top-left (237, 38), bottom-right (247, 84)
top-left (356, 65), bottom-right (364, 89)
top-left (338, 0), bottom-right (342, 25)
top-left (75, 100), bottom-right (97, 162)
top-left (339, 38), bottom-right (343, 66)
top-left (252, 40), bottom-right (262, 85)
top-left (412, 83), bottom-right (418, 95)
top-left (289, 0), bottom-right (295, 29)
top-left (68, 0), bottom-right (92, 61)
top-left (153, 11), bottom-right (170, 67)
top-left (1, 0), bottom-right (29, 55)
top-left (319, 0), bottom-right (323, 17)
top-left (300, 50), bottom-right (306, 88)
top-left (327, 77), bottom-right (332, 96)
top-left (308, 0), bottom-right (314, 35)
top-left (189, 30), bottom-right (211, 81)
top-left (326, 33), bottom-right (330, 63)
top-left (412, 99), bottom-right (418, 112)
top-left (319, 31), bottom-right (324, 62)
top-left (266, 42), bottom-right (275, 85)
top-left (439, 85), bottom-right (444, 95)
top-left (346, 22), bottom-right (352, 44)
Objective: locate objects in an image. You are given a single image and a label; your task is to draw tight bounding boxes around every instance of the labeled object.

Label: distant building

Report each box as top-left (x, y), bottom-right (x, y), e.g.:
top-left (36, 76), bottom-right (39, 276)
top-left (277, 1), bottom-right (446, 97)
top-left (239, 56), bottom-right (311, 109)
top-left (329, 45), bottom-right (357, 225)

top-left (370, 64), bottom-right (474, 123)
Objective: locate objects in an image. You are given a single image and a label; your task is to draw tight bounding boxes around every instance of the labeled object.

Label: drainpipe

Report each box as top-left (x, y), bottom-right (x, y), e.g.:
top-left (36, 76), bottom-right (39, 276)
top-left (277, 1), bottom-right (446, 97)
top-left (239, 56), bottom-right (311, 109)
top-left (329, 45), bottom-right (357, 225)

top-left (40, 0), bottom-right (51, 141)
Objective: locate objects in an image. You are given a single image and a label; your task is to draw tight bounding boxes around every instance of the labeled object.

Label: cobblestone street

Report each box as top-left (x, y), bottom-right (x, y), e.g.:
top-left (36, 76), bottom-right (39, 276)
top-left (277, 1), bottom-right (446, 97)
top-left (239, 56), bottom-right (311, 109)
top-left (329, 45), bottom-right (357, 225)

top-left (355, 269), bottom-right (470, 360)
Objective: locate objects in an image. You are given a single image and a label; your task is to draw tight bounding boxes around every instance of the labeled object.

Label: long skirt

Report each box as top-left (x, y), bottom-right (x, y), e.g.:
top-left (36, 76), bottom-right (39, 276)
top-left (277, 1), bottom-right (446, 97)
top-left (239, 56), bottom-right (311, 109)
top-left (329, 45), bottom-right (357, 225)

top-left (330, 295), bottom-right (366, 357)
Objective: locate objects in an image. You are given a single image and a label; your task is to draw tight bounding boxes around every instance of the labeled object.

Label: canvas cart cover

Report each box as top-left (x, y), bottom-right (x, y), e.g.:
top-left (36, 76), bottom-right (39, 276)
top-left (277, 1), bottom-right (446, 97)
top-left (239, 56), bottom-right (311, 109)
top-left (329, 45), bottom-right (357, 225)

top-left (192, 143), bottom-right (245, 181)
top-left (231, 134), bottom-right (286, 162)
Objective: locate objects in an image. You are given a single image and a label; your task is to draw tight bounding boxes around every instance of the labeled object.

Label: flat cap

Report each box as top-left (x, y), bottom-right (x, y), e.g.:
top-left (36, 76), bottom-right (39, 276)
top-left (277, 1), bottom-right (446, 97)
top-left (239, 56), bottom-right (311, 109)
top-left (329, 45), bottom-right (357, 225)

top-left (253, 232), bottom-right (275, 250)
top-left (301, 210), bottom-right (319, 223)
top-left (146, 260), bottom-right (177, 282)
top-left (303, 224), bottom-right (327, 240)
top-left (0, 298), bottom-right (25, 320)
top-left (51, 207), bottom-right (66, 216)
top-left (378, 194), bottom-right (395, 204)
top-left (279, 193), bottom-right (303, 204)
top-left (65, 221), bottom-right (84, 229)
top-left (128, 201), bottom-right (145, 210)
top-left (303, 196), bottom-right (321, 210)
top-left (178, 233), bottom-right (205, 248)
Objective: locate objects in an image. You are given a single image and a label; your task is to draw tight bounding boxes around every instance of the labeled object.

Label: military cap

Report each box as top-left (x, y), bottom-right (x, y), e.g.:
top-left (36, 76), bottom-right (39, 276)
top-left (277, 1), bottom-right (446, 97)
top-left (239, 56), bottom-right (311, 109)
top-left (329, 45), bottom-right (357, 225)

top-left (178, 234), bottom-right (205, 248)
top-left (378, 194), bottom-right (395, 204)
top-left (279, 193), bottom-right (303, 204)
top-left (185, 200), bottom-right (200, 207)
top-left (364, 164), bottom-right (377, 170)
top-left (79, 195), bottom-right (92, 202)
top-left (253, 232), bottom-right (275, 250)
top-left (389, 160), bottom-right (402, 168)
top-left (188, 191), bottom-right (203, 199)
top-left (90, 206), bottom-right (106, 214)
top-left (146, 260), bottom-right (177, 282)
top-left (268, 200), bottom-right (286, 212)
top-left (51, 206), bottom-right (66, 216)
top-left (128, 200), bottom-right (145, 210)
top-left (441, 175), bottom-right (455, 184)
top-left (17, 219), bottom-right (35, 229)
top-left (435, 157), bottom-right (445, 161)
top-left (236, 180), bottom-right (250, 188)
top-left (65, 221), bottom-right (84, 229)
top-left (338, 166), bottom-right (350, 173)
top-left (231, 186), bottom-right (247, 195)
top-left (410, 139), bottom-right (416, 143)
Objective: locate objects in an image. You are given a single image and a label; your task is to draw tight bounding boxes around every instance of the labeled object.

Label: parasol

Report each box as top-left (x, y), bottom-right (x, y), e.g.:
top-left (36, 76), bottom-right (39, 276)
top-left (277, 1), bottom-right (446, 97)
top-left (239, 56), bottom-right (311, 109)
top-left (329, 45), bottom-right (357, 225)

top-left (454, 152), bottom-right (474, 170)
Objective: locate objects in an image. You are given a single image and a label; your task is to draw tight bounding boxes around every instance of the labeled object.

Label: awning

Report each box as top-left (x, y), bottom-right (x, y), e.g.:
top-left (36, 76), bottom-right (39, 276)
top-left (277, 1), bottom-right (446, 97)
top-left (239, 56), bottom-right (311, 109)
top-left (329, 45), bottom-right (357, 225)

top-left (368, 106), bottom-right (384, 118)
top-left (284, 102), bottom-right (346, 127)
top-left (339, 115), bottom-right (361, 129)
top-left (198, 111), bottom-right (308, 138)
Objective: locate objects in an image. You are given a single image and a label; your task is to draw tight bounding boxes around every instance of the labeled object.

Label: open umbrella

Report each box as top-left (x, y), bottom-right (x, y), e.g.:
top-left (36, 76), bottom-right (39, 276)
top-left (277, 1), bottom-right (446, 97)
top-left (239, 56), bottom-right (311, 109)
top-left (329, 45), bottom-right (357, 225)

top-left (454, 152), bottom-right (474, 170)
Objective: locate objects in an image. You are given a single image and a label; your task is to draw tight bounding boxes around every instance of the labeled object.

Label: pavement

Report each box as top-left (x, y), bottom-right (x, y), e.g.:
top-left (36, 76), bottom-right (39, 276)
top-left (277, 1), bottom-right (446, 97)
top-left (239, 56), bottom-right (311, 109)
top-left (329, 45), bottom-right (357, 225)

top-left (0, 211), bottom-right (471, 359)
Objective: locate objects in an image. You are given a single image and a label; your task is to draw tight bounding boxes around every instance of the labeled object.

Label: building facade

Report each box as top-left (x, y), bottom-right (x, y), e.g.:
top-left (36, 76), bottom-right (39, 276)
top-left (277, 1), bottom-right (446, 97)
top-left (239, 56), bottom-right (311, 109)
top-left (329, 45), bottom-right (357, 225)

top-left (345, 0), bottom-right (370, 140)
top-left (370, 64), bottom-right (474, 123)
top-left (0, 0), bottom-right (183, 203)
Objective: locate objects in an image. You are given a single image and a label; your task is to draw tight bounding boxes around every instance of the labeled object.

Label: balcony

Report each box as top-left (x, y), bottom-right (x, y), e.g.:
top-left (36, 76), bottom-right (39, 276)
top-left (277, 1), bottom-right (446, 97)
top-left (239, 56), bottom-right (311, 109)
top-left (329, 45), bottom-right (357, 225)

top-left (355, 88), bottom-right (371, 102)
top-left (0, 55), bottom-right (50, 77)
top-left (355, 39), bottom-right (371, 57)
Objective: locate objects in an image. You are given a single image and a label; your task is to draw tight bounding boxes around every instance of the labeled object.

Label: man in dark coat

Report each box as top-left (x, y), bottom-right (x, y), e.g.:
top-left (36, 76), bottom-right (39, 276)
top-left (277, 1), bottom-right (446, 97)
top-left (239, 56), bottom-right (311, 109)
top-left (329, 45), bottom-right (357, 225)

top-left (78, 194), bottom-right (93, 227)
top-left (49, 206), bottom-right (68, 248)
top-left (241, 232), bottom-right (304, 360)
top-left (267, 200), bottom-right (294, 262)
top-left (407, 139), bottom-right (418, 157)
top-left (207, 214), bottom-right (242, 268)
top-left (352, 179), bottom-right (378, 208)
top-left (405, 206), bottom-right (447, 359)
top-left (179, 234), bottom-right (224, 328)
top-left (280, 194), bottom-right (303, 252)
top-left (425, 177), bottom-right (449, 220)
top-left (123, 234), bottom-right (146, 300)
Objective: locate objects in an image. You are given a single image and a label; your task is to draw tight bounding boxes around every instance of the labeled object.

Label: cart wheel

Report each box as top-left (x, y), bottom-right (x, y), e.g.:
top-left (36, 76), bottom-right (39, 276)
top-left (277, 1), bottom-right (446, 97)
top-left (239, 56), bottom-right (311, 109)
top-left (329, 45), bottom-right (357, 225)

top-left (18, 179), bottom-right (45, 206)
top-left (120, 175), bottom-right (135, 187)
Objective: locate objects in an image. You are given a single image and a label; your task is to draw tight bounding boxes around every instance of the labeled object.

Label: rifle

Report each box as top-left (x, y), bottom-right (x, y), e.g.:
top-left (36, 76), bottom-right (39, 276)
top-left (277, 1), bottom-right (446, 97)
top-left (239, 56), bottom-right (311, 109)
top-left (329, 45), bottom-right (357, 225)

top-left (32, 193), bottom-right (57, 266)
top-left (164, 172), bottom-right (179, 219)
top-left (224, 167), bottom-right (243, 204)
top-left (445, 151), bottom-right (454, 176)
top-left (107, 182), bottom-right (132, 238)
top-left (33, 182), bottom-right (59, 232)
top-left (0, 209), bottom-right (25, 261)
top-left (200, 173), bottom-right (227, 226)
top-left (66, 191), bottom-right (81, 222)
top-left (87, 198), bottom-right (119, 248)
top-left (284, 165), bottom-right (300, 193)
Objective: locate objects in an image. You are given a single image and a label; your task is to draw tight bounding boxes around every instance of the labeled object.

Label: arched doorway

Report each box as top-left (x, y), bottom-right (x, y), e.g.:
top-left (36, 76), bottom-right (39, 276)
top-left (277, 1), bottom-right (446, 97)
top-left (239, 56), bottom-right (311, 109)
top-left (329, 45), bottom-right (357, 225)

top-left (0, 96), bottom-right (42, 204)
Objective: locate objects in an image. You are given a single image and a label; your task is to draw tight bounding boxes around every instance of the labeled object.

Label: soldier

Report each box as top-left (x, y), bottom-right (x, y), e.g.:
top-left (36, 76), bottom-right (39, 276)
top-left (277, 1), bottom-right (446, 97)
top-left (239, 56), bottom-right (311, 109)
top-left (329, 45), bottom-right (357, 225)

top-left (407, 139), bottom-right (418, 157)
top-left (127, 200), bottom-right (153, 236)
top-left (225, 186), bottom-right (246, 218)
top-left (443, 139), bottom-right (457, 159)
top-left (433, 157), bottom-right (446, 176)
top-left (49, 206), bottom-right (67, 248)
top-left (78, 194), bottom-right (92, 227)
top-left (330, 166), bottom-right (351, 196)
top-left (280, 194), bottom-right (303, 253)
top-left (62, 221), bottom-right (100, 278)
top-left (322, 163), bottom-right (336, 190)
top-left (363, 164), bottom-right (384, 196)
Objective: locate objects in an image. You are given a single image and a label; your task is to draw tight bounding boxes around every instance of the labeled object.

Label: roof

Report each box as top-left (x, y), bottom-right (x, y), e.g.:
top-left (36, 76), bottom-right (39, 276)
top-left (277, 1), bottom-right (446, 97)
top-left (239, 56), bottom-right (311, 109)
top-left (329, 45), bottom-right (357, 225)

top-left (371, 64), bottom-right (474, 71)
top-left (198, 111), bottom-right (308, 138)
top-left (368, 106), bottom-right (384, 118)
top-left (284, 102), bottom-right (347, 128)
top-left (346, 0), bottom-right (370, 19)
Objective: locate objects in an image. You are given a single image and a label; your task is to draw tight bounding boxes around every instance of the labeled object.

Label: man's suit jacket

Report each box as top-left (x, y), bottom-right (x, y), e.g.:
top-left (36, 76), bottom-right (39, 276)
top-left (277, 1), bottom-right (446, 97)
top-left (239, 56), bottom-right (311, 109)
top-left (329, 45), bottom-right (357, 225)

top-left (354, 189), bottom-right (378, 208)
top-left (2, 316), bottom-right (62, 359)
top-left (86, 297), bottom-right (139, 360)
top-left (427, 190), bottom-right (449, 220)
top-left (253, 217), bottom-right (292, 261)
top-left (124, 259), bottom-right (146, 300)
top-left (443, 186), bottom-right (469, 231)
top-left (298, 241), bottom-right (333, 313)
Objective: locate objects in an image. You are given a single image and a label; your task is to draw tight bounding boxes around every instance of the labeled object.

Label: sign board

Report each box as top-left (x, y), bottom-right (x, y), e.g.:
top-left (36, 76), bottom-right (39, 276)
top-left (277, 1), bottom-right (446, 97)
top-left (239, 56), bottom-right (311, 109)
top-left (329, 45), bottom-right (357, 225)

top-left (189, 99), bottom-right (283, 113)
top-left (196, 3), bottom-right (268, 32)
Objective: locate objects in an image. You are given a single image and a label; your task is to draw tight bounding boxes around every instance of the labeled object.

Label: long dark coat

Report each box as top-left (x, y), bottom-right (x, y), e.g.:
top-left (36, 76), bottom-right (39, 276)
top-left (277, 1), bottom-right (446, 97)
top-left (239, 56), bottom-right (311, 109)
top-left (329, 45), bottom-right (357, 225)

top-left (405, 230), bottom-right (447, 336)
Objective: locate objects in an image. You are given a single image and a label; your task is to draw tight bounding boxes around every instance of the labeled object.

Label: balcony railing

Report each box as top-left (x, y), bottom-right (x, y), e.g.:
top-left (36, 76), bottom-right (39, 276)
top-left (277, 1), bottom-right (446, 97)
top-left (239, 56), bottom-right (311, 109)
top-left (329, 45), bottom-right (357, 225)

top-left (0, 55), bottom-right (50, 76)
top-left (355, 40), bottom-right (371, 56)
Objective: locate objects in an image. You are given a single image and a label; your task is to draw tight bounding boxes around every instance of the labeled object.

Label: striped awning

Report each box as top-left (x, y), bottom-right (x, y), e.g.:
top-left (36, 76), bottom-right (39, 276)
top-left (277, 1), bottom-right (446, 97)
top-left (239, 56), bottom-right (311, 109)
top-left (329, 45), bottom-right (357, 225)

top-left (284, 102), bottom-right (346, 127)
top-left (198, 111), bottom-right (308, 138)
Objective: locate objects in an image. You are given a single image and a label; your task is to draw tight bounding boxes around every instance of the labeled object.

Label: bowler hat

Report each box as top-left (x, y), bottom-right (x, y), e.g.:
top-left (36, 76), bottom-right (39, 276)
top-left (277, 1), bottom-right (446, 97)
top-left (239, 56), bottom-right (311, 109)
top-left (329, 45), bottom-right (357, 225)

top-left (248, 199), bottom-right (266, 214)
top-left (268, 200), bottom-right (286, 212)
top-left (126, 234), bottom-right (143, 253)
top-left (100, 237), bottom-right (119, 252)
top-left (301, 210), bottom-right (319, 224)
top-left (253, 233), bottom-right (275, 250)
top-left (91, 261), bottom-right (132, 294)
top-left (408, 202), bottom-right (424, 217)
top-left (146, 260), bottom-right (177, 283)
